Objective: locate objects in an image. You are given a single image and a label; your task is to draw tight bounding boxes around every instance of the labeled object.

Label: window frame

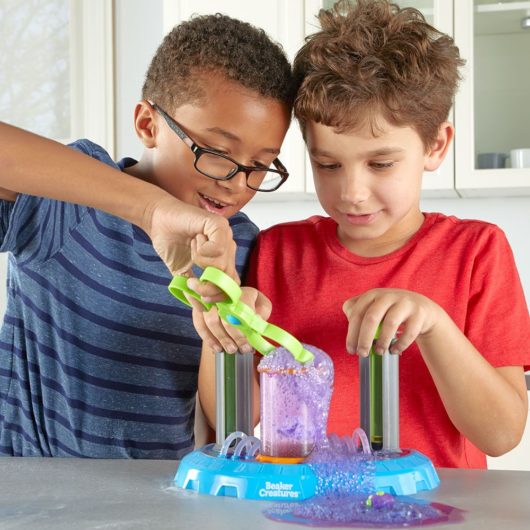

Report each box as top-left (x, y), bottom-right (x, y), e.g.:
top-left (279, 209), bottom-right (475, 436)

top-left (68, 0), bottom-right (115, 155)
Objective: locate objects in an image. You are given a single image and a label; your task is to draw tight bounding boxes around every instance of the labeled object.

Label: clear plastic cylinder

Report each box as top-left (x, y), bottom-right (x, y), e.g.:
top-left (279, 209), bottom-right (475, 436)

top-left (258, 344), bottom-right (333, 460)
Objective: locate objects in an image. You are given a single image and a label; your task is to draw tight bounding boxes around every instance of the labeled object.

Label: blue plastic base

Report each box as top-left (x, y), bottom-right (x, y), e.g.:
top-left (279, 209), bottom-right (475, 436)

top-left (175, 445), bottom-right (439, 500)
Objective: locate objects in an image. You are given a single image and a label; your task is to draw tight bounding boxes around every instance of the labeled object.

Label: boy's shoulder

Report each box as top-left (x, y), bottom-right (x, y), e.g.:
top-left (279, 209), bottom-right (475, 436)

top-left (420, 212), bottom-right (513, 262)
top-left (229, 211), bottom-right (259, 239)
top-left (67, 139), bottom-right (117, 168)
top-left (427, 211), bottom-right (505, 242)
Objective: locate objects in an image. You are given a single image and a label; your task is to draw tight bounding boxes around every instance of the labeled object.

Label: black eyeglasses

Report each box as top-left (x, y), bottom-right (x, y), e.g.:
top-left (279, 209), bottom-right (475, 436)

top-left (151, 103), bottom-right (289, 192)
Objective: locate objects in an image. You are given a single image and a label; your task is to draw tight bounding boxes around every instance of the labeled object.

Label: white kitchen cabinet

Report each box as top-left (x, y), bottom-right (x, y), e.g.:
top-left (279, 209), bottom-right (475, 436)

top-left (454, 0), bottom-right (530, 197)
top-left (163, 0), bottom-right (530, 198)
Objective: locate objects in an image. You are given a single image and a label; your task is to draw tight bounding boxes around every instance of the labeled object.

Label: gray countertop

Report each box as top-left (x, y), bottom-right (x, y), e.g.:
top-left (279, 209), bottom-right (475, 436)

top-left (1, 458), bottom-right (530, 529)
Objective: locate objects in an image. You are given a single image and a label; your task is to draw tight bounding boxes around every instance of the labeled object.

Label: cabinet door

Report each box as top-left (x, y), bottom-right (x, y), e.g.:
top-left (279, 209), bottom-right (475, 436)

top-left (162, 0), bottom-right (307, 195)
top-left (306, 0), bottom-right (456, 197)
top-left (454, 0), bottom-right (530, 196)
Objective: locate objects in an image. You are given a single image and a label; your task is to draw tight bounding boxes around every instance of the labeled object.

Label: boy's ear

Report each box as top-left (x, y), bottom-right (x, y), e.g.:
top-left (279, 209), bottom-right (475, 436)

top-left (133, 100), bottom-right (158, 149)
top-left (424, 122), bottom-right (454, 171)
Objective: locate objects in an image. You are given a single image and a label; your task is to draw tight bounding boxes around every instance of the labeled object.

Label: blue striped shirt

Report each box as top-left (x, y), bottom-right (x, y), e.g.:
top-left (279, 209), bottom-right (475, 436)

top-left (0, 139), bottom-right (259, 458)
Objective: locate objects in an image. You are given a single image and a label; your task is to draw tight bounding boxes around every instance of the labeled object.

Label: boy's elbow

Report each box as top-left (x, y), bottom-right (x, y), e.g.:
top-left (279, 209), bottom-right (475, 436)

top-left (485, 437), bottom-right (520, 458)
top-left (485, 394), bottom-right (529, 457)
top-left (483, 422), bottom-right (526, 457)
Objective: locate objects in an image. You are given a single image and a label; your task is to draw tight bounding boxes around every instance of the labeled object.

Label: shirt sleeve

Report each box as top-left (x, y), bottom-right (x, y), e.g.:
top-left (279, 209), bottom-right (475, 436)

top-left (465, 225), bottom-right (530, 371)
top-left (0, 139), bottom-right (120, 264)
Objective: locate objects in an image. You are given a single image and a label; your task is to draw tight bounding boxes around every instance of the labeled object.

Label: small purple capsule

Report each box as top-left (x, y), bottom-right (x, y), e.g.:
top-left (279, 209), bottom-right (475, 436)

top-left (370, 492), bottom-right (395, 509)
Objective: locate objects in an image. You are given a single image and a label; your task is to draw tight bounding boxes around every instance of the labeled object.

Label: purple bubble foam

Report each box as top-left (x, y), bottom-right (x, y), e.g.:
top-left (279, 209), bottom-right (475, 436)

top-left (258, 344), bottom-right (333, 458)
top-left (264, 433), bottom-right (463, 528)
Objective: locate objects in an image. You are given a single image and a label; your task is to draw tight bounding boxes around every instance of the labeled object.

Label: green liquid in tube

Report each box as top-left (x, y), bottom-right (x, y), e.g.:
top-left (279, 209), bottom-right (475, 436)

top-left (370, 350), bottom-right (383, 450)
top-left (224, 352), bottom-right (236, 434)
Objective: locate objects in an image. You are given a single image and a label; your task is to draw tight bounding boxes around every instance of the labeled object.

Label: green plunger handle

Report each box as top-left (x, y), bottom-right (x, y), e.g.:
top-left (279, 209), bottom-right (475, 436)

top-left (168, 267), bottom-right (314, 363)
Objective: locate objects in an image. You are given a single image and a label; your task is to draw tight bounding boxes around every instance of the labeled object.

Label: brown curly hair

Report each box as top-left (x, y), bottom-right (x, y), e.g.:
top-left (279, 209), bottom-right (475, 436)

top-left (142, 14), bottom-right (295, 113)
top-left (293, 0), bottom-right (465, 148)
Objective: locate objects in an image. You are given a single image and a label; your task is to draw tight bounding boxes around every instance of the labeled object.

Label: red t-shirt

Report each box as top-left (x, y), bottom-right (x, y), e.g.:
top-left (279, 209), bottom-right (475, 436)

top-left (246, 213), bottom-right (530, 468)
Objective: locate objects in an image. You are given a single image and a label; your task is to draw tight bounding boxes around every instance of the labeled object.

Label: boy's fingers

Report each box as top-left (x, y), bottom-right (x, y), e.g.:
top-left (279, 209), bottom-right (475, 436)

top-left (390, 313), bottom-right (423, 354)
top-left (186, 277), bottom-right (227, 303)
top-left (344, 293), bottom-right (384, 355)
top-left (254, 293), bottom-right (272, 321)
top-left (374, 325), bottom-right (397, 354)
top-left (192, 230), bottom-right (239, 284)
top-left (357, 310), bottom-right (384, 357)
top-left (343, 297), bottom-right (362, 354)
top-left (193, 305), bottom-right (252, 354)
top-left (374, 304), bottom-right (406, 353)
top-left (240, 288), bottom-right (272, 321)
top-left (186, 285), bottom-right (263, 355)
top-left (354, 292), bottom-right (393, 357)
top-left (223, 287), bottom-right (266, 353)
top-left (203, 307), bottom-right (239, 354)
top-left (191, 308), bottom-right (223, 354)
top-left (228, 329), bottom-right (255, 355)
top-left (185, 292), bottom-right (206, 312)
top-left (217, 316), bottom-right (254, 354)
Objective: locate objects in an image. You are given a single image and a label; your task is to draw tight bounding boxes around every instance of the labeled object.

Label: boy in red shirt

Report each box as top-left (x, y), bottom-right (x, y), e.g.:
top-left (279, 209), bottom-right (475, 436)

top-left (196, 0), bottom-right (530, 468)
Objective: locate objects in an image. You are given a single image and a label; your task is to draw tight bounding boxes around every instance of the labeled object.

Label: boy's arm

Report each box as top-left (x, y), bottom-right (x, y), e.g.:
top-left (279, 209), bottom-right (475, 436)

top-left (344, 289), bottom-right (528, 457)
top-left (416, 311), bottom-right (528, 457)
top-left (0, 122), bottom-right (236, 277)
top-left (197, 343), bottom-right (218, 429)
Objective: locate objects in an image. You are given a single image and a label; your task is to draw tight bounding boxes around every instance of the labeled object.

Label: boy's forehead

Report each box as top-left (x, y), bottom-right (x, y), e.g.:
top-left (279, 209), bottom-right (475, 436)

top-left (171, 83), bottom-right (291, 152)
top-left (306, 120), bottom-right (420, 155)
top-left (176, 95), bottom-right (289, 132)
top-left (177, 75), bottom-right (289, 120)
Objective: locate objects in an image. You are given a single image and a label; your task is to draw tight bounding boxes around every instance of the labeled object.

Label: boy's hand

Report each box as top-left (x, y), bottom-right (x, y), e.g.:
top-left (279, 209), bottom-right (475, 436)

top-left (190, 287), bottom-right (272, 355)
top-left (342, 288), bottom-right (444, 356)
top-left (144, 195), bottom-right (238, 283)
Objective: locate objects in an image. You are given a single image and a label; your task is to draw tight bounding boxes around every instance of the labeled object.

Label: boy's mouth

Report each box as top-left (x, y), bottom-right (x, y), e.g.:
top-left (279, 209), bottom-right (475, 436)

top-left (198, 193), bottom-right (232, 214)
top-left (345, 212), bottom-right (379, 225)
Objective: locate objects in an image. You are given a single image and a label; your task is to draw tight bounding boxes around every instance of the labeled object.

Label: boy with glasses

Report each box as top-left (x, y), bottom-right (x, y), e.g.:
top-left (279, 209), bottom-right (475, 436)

top-left (196, 0), bottom-right (530, 469)
top-left (0, 14), bottom-right (294, 458)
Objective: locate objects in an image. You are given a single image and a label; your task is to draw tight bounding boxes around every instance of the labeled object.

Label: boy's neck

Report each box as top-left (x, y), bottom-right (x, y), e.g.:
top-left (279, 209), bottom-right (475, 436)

top-left (122, 157), bottom-right (153, 184)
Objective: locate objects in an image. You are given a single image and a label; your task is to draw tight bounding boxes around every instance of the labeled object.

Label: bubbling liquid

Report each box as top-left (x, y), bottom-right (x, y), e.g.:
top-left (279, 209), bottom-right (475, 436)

top-left (258, 344), bottom-right (333, 459)
top-left (264, 438), bottom-right (463, 528)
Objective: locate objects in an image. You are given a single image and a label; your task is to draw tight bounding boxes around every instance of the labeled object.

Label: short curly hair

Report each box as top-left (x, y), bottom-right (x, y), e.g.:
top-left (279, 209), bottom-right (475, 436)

top-left (293, 0), bottom-right (465, 148)
top-left (142, 14), bottom-right (295, 113)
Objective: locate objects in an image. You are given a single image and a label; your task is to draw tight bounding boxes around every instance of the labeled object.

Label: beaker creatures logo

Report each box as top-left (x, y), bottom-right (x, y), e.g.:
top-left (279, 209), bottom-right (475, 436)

top-left (259, 481), bottom-right (300, 499)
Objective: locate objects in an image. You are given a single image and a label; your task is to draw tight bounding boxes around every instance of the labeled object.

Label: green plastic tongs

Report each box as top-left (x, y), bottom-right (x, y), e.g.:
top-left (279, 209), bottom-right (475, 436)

top-left (168, 266), bottom-right (314, 364)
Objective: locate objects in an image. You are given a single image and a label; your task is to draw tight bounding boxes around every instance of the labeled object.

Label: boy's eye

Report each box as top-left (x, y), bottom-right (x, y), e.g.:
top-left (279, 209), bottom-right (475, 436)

top-left (205, 145), bottom-right (228, 156)
top-left (370, 161), bottom-right (394, 170)
top-left (315, 162), bottom-right (341, 171)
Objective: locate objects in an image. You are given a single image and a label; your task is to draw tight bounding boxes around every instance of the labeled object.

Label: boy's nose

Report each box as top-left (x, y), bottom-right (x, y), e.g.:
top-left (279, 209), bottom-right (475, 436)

top-left (342, 172), bottom-right (370, 204)
top-left (218, 170), bottom-right (248, 193)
